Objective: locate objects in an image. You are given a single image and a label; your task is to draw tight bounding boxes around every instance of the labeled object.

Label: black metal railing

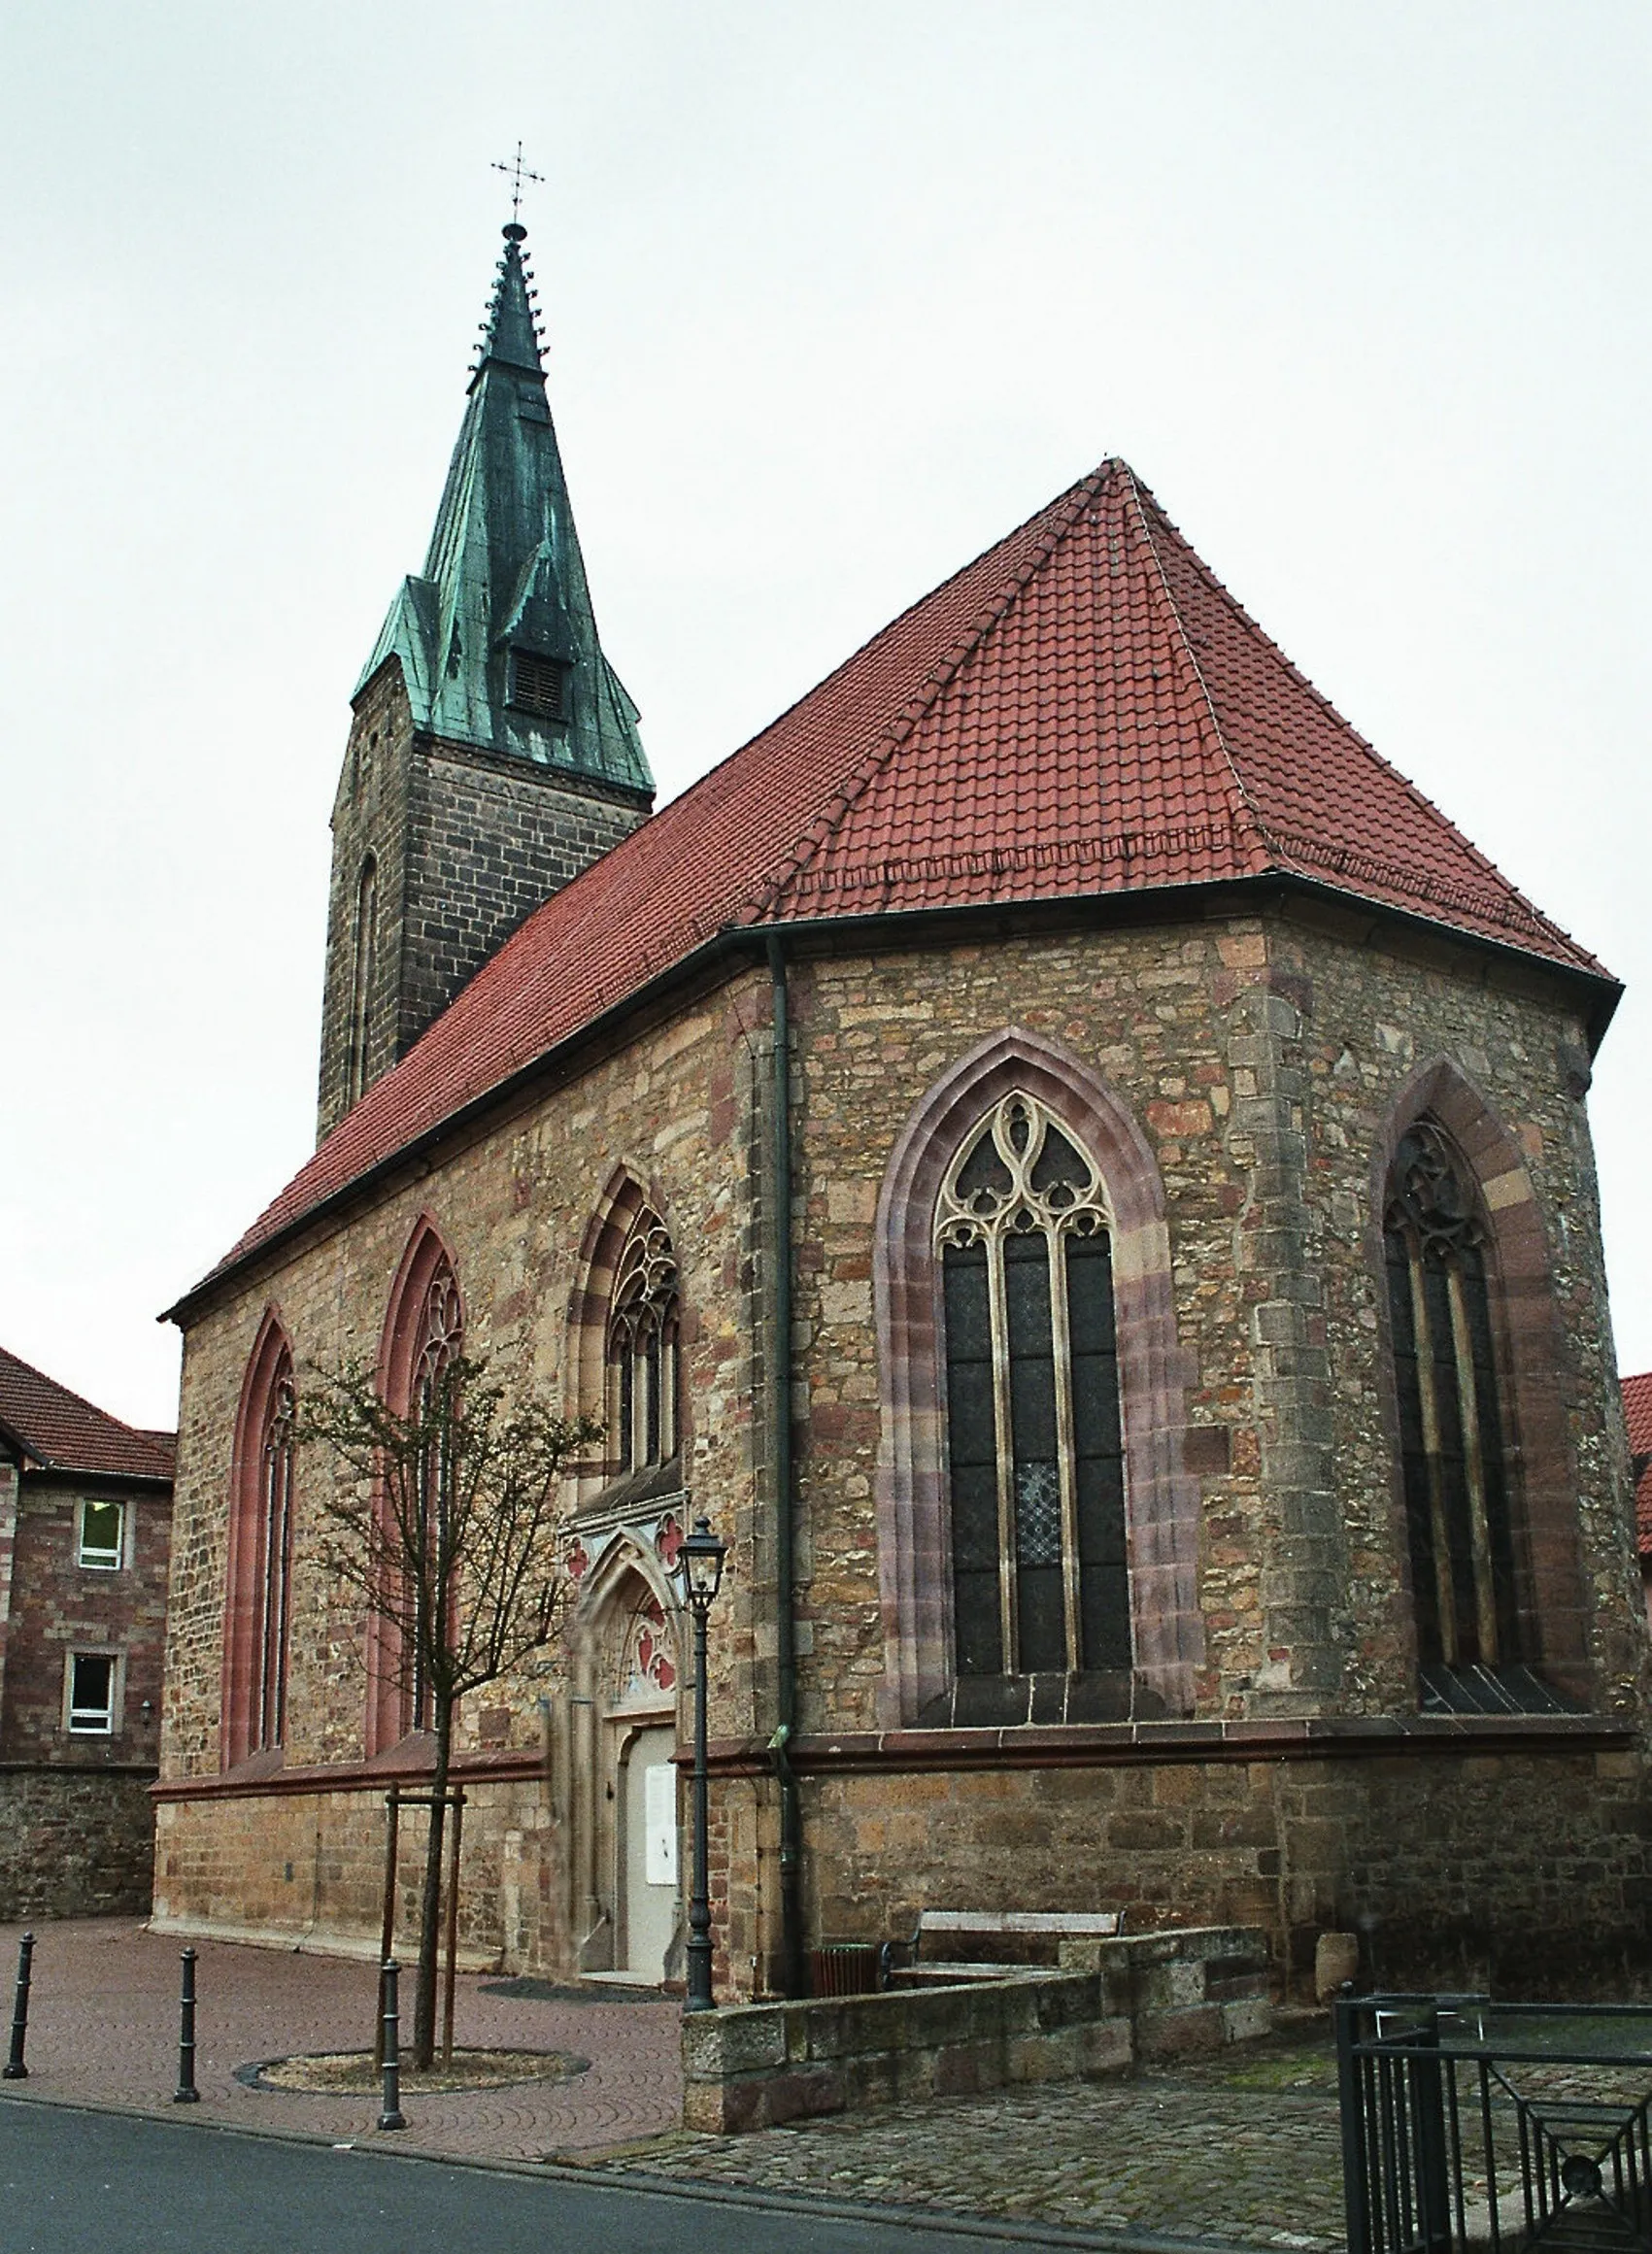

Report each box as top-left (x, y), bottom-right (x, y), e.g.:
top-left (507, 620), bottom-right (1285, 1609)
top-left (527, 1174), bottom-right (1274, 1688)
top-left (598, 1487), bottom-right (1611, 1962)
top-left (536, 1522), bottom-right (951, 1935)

top-left (1338, 1991), bottom-right (1652, 2254)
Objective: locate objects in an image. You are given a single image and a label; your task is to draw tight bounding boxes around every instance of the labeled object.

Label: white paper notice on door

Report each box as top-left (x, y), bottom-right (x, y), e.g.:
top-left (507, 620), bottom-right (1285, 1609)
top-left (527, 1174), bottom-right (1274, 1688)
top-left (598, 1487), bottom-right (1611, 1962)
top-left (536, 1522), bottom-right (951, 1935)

top-left (645, 1761), bottom-right (678, 1887)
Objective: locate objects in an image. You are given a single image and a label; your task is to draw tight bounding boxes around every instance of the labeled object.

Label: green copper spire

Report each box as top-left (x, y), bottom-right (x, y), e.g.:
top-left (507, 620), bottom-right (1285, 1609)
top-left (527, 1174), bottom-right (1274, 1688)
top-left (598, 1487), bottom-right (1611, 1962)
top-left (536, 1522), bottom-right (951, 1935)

top-left (355, 224), bottom-right (652, 794)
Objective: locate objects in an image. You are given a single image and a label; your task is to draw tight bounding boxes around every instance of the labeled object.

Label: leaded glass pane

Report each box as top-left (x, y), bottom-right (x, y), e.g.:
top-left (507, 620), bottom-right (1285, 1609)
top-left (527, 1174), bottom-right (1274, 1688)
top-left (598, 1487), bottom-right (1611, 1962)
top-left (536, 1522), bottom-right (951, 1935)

top-left (956, 1130), bottom-right (1013, 1213)
top-left (1385, 1118), bottom-right (1521, 1680)
top-left (936, 1093), bottom-right (1129, 1687)
top-left (942, 1242), bottom-right (1000, 1675)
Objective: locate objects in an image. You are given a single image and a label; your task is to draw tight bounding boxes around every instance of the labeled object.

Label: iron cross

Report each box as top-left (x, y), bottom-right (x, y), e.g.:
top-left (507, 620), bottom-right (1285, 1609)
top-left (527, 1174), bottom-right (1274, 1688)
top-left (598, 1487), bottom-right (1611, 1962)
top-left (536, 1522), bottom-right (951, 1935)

top-left (491, 142), bottom-right (545, 221)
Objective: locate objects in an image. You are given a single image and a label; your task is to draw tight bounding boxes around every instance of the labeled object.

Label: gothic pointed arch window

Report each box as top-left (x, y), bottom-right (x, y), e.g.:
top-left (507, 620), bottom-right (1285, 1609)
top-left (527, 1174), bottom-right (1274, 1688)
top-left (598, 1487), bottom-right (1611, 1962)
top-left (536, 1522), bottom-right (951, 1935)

top-left (1384, 1119), bottom-right (1523, 1681)
top-left (368, 1223), bottom-right (464, 1752)
top-left (606, 1210), bottom-right (679, 1480)
top-left (223, 1314), bottom-right (297, 1766)
top-left (346, 854), bottom-right (378, 1109)
top-left (935, 1092), bottom-right (1128, 1677)
top-left (404, 1253), bottom-right (463, 1734)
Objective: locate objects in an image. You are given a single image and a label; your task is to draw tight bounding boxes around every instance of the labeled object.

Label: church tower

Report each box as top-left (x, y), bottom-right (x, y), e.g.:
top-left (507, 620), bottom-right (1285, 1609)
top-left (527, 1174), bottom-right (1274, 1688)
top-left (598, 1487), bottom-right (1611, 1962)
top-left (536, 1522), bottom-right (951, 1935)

top-left (316, 221), bottom-right (654, 1140)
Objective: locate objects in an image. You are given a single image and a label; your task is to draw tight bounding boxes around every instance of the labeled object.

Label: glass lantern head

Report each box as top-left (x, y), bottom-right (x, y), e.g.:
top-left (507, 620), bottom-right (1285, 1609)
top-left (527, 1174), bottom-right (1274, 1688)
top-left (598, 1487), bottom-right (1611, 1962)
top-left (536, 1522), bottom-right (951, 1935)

top-left (675, 1516), bottom-right (726, 1611)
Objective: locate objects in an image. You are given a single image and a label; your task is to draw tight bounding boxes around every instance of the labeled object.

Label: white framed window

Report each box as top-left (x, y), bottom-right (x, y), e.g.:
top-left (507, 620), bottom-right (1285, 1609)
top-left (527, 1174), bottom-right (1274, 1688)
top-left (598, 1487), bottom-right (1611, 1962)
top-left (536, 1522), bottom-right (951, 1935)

top-left (77, 1497), bottom-right (126, 1571)
top-left (65, 1650), bottom-right (120, 1736)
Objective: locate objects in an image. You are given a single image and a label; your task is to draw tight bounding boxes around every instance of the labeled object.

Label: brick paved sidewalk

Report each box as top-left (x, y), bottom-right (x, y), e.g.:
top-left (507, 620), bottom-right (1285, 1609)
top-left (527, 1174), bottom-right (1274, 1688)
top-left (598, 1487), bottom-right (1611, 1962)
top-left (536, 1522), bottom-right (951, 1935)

top-left (0, 1919), bottom-right (681, 2161)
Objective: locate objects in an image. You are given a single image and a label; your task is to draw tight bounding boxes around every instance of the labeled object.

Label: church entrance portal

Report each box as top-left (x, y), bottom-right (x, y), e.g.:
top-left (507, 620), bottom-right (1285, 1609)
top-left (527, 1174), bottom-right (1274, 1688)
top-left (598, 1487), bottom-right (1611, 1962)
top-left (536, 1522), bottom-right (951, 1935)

top-left (621, 1725), bottom-right (678, 1980)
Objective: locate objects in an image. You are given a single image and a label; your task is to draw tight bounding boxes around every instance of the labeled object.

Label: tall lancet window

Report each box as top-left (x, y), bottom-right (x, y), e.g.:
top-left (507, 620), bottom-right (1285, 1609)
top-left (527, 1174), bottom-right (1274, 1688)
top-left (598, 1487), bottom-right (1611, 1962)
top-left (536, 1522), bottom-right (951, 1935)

top-left (607, 1212), bottom-right (679, 1477)
top-left (254, 1352), bottom-right (296, 1751)
top-left (408, 1257), bottom-right (463, 1733)
top-left (936, 1093), bottom-right (1128, 1676)
top-left (346, 855), bottom-right (378, 1109)
top-left (1385, 1120), bottom-right (1521, 1674)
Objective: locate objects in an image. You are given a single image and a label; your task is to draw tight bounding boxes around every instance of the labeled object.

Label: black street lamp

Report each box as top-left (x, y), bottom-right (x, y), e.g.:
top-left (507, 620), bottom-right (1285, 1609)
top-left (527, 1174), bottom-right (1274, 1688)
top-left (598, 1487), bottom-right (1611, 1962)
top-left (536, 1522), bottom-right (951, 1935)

top-left (673, 1515), bottom-right (726, 2013)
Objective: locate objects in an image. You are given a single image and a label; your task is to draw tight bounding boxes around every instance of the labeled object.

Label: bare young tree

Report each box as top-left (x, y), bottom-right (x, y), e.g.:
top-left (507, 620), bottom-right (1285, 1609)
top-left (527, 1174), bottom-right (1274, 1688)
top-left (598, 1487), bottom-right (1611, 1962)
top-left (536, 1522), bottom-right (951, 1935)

top-left (296, 1355), bottom-right (600, 2068)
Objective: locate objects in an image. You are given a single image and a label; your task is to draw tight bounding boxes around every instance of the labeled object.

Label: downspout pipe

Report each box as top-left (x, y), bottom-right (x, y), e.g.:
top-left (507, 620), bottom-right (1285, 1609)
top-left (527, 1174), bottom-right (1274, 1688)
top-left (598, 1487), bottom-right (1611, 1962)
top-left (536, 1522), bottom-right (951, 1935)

top-left (765, 933), bottom-right (806, 1999)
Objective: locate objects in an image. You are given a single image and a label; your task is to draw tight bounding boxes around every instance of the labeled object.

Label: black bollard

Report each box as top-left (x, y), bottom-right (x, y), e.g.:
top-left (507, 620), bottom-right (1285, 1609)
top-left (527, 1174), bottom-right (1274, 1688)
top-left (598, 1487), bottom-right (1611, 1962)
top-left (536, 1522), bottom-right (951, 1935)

top-left (378, 1958), bottom-right (406, 2131)
top-left (173, 1947), bottom-right (199, 2103)
top-left (4, 1932), bottom-right (33, 2080)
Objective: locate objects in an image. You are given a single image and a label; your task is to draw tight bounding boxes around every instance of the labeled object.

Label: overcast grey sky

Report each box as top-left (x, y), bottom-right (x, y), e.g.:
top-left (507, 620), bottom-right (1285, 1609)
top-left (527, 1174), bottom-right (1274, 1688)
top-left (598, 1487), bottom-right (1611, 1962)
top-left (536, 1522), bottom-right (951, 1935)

top-left (2, 1), bottom-right (1648, 1430)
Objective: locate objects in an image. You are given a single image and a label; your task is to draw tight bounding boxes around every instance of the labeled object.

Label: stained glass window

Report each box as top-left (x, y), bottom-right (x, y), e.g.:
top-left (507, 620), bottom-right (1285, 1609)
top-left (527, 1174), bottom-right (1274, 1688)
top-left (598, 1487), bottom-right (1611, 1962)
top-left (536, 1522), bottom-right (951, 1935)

top-left (607, 1213), bottom-right (679, 1477)
top-left (254, 1352), bottom-right (296, 1751)
top-left (1385, 1120), bottom-right (1520, 1672)
top-left (936, 1094), bottom-right (1128, 1676)
top-left (408, 1260), bottom-right (462, 1732)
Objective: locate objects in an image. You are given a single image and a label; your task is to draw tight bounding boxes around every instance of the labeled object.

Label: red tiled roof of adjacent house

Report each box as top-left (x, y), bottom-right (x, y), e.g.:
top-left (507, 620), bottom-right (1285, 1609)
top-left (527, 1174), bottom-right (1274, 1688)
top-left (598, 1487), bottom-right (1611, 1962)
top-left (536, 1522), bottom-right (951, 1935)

top-left (1623, 1371), bottom-right (1652, 1557)
top-left (0, 1347), bottom-right (176, 1482)
top-left (192, 459), bottom-right (1610, 1299)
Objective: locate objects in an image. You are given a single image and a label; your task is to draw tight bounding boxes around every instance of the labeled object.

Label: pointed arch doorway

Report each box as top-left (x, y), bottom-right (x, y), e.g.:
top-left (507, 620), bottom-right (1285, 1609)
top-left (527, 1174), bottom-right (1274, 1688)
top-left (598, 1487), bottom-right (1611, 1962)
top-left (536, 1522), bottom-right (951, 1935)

top-left (568, 1550), bottom-right (685, 1987)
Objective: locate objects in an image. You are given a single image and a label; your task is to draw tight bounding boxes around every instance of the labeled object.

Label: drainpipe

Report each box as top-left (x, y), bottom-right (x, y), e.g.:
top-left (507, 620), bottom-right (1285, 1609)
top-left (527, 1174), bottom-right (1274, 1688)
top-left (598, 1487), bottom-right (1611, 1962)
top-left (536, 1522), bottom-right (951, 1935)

top-left (765, 934), bottom-right (805, 1999)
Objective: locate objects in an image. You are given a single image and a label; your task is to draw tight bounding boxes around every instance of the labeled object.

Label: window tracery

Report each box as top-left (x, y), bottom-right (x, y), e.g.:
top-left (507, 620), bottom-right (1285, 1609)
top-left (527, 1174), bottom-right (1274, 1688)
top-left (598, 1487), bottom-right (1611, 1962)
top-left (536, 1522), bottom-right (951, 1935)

top-left (407, 1258), bottom-right (462, 1733)
top-left (617, 1590), bottom-right (677, 1701)
top-left (606, 1212), bottom-right (679, 1477)
top-left (935, 1093), bottom-right (1128, 1676)
top-left (1384, 1119), bottom-right (1520, 1674)
top-left (254, 1352), bottom-right (296, 1752)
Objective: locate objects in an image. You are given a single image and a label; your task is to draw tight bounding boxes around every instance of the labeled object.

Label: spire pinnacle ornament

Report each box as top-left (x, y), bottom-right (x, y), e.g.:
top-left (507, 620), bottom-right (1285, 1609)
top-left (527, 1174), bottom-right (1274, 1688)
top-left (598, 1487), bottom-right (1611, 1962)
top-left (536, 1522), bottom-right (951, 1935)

top-left (490, 141), bottom-right (544, 225)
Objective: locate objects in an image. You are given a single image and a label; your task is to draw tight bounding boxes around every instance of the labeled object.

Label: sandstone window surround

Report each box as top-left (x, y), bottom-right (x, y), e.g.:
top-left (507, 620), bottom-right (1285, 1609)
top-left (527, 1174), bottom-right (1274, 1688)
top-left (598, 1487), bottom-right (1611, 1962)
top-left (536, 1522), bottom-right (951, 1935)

top-left (570, 1169), bottom-right (688, 1513)
top-left (222, 1309), bottom-right (298, 1767)
top-left (1370, 1060), bottom-right (1593, 1708)
top-left (875, 1027), bottom-right (1204, 1729)
top-left (367, 1218), bottom-right (464, 1753)
top-left (65, 1648), bottom-right (120, 1735)
top-left (77, 1497), bottom-right (125, 1570)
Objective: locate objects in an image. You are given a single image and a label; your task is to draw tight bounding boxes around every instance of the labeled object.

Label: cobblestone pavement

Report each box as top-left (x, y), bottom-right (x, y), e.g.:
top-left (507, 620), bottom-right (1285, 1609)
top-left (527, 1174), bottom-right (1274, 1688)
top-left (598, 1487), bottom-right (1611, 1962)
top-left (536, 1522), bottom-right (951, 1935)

top-left (0, 1919), bottom-right (681, 2160)
top-left (1, 1922), bottom-right (1361, 2245)
top-left (588, 2031), bottom-right (1350, 2249)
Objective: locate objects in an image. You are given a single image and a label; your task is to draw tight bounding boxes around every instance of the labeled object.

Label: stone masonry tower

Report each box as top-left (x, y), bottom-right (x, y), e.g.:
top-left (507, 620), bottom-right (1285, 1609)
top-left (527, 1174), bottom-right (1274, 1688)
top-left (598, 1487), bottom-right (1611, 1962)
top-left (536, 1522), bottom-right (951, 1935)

top-left (316, 222), bottom-right (654, 1140)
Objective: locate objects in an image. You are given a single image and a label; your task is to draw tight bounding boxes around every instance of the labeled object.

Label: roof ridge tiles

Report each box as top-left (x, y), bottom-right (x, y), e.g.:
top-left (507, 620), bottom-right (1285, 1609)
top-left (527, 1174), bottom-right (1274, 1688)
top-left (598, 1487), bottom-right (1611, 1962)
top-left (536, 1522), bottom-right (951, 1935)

top-left (1136, 488), bottom-right (1598, 967)
top-left (1122, 470), bottom-right (1277, 873)
top-left (742, 468), bottom-right (1111, 924)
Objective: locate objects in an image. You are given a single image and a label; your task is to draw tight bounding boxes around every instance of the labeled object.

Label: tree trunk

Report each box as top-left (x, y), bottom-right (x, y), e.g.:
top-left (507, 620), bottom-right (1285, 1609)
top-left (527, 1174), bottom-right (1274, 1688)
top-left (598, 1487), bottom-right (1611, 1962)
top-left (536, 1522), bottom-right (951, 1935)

top-left (414, 1706), bottom-right (451, 2069)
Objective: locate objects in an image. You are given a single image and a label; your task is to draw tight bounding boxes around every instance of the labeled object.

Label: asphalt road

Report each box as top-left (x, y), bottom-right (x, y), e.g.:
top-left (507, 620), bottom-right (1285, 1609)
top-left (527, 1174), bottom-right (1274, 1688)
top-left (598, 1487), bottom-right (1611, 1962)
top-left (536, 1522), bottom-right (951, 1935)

top-left (0, 2097), bottom-right (1129, 2253)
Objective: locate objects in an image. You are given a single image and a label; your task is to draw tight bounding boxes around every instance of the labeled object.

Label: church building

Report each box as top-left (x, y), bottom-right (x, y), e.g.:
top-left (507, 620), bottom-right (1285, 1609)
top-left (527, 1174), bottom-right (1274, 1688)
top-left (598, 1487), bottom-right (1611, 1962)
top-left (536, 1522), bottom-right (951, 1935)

top-left (155, 221), bottom-right (1650, 1999)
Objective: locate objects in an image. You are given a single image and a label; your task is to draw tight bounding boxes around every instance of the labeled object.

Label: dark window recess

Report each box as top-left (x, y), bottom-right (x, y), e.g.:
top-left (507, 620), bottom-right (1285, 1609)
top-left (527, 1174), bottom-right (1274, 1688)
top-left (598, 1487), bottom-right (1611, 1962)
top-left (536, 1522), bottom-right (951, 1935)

top-left (511, 651), bottom-right (567, 720)
top-left (1385, 1119), bottom-right (1526, 1689)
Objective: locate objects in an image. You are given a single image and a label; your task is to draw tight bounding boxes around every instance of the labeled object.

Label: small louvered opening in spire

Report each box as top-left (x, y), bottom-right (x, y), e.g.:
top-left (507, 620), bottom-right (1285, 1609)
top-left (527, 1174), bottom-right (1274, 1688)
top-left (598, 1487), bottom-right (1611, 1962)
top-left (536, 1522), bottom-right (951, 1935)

top-left (510, 650), bottom-right (567, 722)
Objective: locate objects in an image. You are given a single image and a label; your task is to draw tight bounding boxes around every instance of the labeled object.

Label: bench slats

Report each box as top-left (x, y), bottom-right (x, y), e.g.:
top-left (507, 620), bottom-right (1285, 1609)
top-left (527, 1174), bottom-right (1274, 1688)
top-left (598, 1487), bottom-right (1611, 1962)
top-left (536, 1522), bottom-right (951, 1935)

top-left (917, 1910), bottom-right (1121, 1937)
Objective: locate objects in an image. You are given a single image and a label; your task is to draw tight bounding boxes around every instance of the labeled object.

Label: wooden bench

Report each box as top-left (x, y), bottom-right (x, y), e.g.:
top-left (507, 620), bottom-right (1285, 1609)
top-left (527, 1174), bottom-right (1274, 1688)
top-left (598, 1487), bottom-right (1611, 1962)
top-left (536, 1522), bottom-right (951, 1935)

top-left (879, 1908), bottom-right (1125, 1989)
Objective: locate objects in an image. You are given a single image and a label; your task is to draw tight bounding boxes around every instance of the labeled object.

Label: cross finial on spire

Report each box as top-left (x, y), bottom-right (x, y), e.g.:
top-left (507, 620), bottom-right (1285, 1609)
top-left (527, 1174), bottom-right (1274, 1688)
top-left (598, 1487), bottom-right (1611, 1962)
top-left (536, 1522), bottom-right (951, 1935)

top-left (491, 141), bottom-right (544, 223)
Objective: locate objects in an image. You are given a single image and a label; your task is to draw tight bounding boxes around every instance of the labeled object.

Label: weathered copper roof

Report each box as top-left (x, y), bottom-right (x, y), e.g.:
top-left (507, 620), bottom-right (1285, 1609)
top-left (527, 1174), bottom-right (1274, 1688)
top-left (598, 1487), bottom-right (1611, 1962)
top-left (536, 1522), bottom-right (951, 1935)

top-left (354, 223), bottom-right (652, 797)
top-left (185, 456), bottom-right (1611, 1306)
top-left (0, 1346), bottom-right (176, 1483)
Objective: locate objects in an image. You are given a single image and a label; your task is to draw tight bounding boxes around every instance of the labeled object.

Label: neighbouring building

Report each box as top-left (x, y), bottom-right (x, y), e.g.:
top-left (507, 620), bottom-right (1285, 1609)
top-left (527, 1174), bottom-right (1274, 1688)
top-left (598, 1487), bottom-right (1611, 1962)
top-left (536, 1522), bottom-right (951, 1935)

top-left (0, 1346), bottom-right (174, 1916)
top-left (1625, 1373), bottom-right (1652, 1630)
top-left (153, 219), bottom-right (1650, 2000)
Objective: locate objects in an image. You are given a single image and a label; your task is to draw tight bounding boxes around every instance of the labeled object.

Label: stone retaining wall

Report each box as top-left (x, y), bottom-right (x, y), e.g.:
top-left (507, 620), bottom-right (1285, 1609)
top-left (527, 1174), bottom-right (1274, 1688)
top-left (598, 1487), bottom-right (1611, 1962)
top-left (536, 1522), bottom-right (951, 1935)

top-left (0, 1766), bottom-right (156, 1919)
top-left (683, 1924), bottom-right (1270, 2133)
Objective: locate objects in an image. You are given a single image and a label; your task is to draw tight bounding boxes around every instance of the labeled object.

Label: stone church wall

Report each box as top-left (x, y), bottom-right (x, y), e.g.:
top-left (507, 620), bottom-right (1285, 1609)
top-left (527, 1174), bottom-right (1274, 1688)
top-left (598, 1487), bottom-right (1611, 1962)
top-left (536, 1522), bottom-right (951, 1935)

top-left (161, 900), bottom-right (1649, 1996)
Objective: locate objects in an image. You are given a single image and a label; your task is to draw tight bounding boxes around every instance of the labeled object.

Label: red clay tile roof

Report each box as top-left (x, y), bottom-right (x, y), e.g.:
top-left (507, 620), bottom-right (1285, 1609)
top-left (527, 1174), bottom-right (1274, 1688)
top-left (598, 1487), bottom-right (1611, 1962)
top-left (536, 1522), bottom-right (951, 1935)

top-left (1623, 1371), bottom-right (1652, 1558)
top-left (0, 1347), bottom-right (176, 1482)
top-left (192, 459), bottom-right (1610, 1300)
